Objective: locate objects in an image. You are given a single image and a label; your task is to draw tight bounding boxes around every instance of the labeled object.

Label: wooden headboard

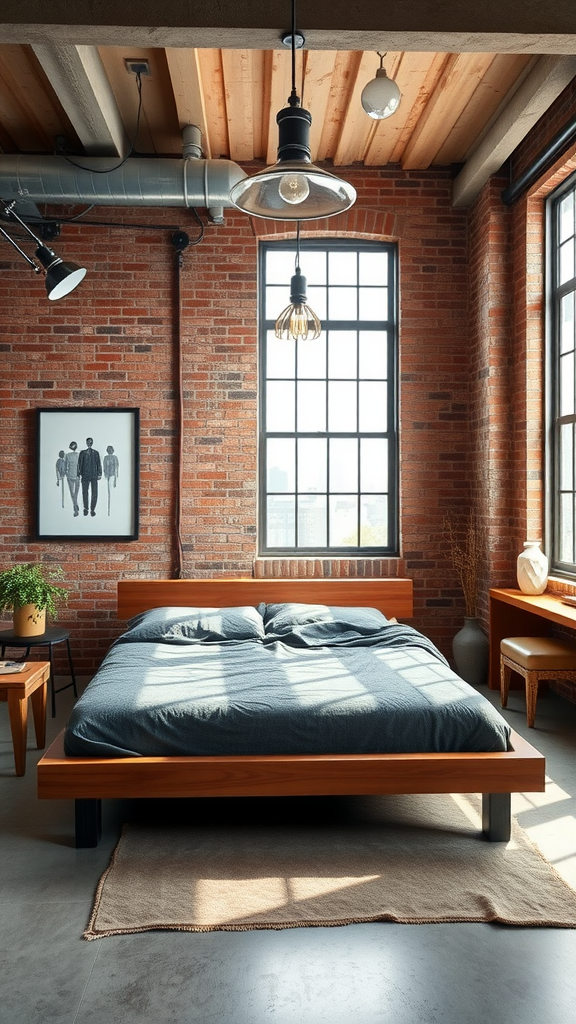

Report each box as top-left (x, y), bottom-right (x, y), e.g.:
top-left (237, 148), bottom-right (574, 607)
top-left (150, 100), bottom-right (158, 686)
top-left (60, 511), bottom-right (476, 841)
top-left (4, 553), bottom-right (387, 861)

top-left (117, 578), bottom-right (413, 621)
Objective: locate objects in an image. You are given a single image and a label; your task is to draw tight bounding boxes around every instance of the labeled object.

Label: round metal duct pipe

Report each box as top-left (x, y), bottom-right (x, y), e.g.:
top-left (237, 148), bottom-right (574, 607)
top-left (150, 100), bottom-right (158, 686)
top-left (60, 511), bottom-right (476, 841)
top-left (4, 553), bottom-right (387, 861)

top-left (0, 150), bottom-right (246, 224)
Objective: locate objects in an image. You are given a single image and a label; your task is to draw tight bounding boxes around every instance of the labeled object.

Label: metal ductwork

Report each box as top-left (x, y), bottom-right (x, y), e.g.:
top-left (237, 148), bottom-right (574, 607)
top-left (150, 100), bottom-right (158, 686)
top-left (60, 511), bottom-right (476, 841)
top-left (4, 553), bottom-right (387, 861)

top-left (0, 127), bottom-right (246, 226)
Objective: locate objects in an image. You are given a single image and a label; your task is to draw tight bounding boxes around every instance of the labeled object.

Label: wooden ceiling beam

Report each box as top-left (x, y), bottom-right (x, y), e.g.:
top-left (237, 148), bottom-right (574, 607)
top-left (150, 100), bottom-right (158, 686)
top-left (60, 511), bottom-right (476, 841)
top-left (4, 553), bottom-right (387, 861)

top-left (31, 43), bottom-right (130, 156)
top-left (453, 55), bottom-right (576, 206)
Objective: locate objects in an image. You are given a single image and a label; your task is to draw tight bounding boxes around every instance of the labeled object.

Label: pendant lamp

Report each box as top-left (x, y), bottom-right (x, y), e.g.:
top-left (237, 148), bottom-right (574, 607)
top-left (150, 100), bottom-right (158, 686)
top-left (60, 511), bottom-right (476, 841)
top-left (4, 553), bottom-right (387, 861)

top-left (275, 223), bottom-right (321, 341)
top-left (230, 0), bottom-right (356, 221)
top-left (361, 53), bottom-right (401, 120)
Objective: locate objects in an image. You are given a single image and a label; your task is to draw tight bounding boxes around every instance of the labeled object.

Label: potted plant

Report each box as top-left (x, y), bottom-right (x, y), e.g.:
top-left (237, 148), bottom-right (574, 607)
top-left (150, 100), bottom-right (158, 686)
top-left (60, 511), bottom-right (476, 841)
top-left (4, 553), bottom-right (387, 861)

top-left (0, 562), bottom-right (68, 637)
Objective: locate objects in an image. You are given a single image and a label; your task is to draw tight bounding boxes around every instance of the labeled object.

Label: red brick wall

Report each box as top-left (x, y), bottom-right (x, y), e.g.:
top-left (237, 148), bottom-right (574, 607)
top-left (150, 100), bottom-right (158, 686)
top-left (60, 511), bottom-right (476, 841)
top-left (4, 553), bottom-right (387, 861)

top-left (1, 165), bottom-right (474, 672)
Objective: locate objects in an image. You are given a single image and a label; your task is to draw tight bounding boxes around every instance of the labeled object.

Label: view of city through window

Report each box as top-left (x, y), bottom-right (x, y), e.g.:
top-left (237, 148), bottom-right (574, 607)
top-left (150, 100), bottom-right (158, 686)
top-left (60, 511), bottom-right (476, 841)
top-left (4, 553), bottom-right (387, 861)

top-left (259, 241), bottom-right (398, 555)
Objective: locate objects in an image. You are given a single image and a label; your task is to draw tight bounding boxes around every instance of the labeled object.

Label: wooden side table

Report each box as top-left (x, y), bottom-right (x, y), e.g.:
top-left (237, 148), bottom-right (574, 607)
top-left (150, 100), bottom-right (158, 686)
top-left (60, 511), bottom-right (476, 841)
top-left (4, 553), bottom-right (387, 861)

top-left (0, 661), bottom-right (50, 776)
top-left (0, 627), bottom-right (78, 718)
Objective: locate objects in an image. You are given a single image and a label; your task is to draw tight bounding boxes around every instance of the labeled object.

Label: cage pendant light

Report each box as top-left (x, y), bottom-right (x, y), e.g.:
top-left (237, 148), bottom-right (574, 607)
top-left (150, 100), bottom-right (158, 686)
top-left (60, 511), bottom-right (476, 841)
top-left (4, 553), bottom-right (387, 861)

top-left (275, 223), bottom-right (321, 341)
top-left (229, 0), bottom-right (356, 221)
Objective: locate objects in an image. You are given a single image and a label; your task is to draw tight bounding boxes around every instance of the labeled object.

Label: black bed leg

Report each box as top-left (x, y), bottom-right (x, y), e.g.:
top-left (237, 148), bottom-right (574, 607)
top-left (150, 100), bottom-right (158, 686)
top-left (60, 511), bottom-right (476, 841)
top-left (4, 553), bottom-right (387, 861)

top-left (75, 799), bottom-right (102, 848)
top-left (482, 792), bottom-right (511, 842)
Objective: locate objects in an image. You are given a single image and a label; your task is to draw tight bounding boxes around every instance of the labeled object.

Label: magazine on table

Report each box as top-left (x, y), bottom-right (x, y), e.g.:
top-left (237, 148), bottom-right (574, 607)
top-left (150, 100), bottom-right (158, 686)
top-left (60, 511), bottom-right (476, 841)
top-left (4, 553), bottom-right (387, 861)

top-left (0, 660), bottom-right (27, 674)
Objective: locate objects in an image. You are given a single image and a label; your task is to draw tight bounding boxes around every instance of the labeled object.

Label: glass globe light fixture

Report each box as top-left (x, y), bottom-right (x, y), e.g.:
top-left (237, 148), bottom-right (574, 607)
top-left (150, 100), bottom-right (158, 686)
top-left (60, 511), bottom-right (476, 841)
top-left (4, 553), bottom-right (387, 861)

top-left (361, 53), bottom-right (401, 120)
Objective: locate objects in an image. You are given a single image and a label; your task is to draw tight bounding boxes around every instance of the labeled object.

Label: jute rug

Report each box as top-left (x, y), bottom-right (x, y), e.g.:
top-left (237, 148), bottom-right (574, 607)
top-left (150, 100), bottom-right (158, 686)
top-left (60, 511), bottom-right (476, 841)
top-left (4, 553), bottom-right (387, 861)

top-left (84, 793), bottom-right (576, 938)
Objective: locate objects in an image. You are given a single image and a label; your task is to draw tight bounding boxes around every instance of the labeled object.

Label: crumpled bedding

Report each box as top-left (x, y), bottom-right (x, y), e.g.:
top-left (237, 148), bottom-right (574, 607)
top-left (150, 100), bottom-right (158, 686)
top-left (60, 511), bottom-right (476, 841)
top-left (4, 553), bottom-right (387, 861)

top-left (63, 606), bottom-right (511, 758)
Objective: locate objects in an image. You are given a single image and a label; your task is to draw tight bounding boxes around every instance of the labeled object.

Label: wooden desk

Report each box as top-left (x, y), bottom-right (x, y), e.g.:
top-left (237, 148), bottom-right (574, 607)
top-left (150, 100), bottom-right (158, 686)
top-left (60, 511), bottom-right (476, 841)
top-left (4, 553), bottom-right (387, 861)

top-left (489, 589), bottom-right (576, 689)
top-left (0, 661), bottom-right (50, 775)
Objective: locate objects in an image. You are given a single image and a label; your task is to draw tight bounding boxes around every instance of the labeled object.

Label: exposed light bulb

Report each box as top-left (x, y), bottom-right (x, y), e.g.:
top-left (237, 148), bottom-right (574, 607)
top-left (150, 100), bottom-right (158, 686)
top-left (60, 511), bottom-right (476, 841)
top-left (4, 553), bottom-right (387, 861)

top-left (275, 302), bottom-right (321, 341)
top-left (278, 172), bottom-right (311, 205)
top-left (275, 267), bottom-right (321, 341)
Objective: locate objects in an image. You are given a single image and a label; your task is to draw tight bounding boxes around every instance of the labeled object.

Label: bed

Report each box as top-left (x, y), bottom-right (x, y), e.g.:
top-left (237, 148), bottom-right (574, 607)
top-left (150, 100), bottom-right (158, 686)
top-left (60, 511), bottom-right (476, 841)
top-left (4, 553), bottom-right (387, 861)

top-left (37, 578), bottom-right (545, 847)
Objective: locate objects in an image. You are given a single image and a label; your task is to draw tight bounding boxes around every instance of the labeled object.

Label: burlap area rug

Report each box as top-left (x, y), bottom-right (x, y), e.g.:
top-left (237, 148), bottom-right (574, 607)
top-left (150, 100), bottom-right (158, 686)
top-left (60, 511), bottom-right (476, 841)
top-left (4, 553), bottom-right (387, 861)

top-left (84, 793), bottom-right (576, 938)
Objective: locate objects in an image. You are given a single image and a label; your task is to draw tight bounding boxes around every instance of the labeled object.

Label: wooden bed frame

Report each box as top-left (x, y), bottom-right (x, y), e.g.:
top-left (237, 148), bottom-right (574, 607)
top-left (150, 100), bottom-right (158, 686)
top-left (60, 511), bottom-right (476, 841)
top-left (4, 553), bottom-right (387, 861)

top-left (37, 578), bottom-right (545, 847)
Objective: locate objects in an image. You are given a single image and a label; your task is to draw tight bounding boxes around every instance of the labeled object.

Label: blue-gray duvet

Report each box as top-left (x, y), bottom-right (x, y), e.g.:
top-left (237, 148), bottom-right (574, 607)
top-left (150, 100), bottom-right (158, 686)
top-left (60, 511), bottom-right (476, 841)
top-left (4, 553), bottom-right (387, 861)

top-left (63, 604), bottom-right (511, 757)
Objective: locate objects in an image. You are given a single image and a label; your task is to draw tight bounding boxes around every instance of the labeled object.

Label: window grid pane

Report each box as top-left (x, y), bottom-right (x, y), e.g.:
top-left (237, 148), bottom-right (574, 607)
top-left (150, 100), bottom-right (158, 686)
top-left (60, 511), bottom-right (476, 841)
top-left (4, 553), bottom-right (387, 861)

top-left (260, 240), bottom-right (397, 555)
top-left (551, 178), bottom-right (576, 573)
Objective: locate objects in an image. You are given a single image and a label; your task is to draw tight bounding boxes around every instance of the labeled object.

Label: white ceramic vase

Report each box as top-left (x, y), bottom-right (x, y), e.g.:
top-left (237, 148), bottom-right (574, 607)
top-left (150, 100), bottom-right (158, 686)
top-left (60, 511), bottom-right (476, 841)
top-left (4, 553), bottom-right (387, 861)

top-left (516, 541), bottom-right (549, 595)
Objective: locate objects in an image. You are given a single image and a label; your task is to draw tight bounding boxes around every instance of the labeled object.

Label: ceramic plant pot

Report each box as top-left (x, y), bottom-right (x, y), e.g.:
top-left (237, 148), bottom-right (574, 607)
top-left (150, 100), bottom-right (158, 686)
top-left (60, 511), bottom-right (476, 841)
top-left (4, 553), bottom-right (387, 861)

top-left (13, 604), bottom-right (46, 637)
top-left (452, 616), bottom-right (489, 687)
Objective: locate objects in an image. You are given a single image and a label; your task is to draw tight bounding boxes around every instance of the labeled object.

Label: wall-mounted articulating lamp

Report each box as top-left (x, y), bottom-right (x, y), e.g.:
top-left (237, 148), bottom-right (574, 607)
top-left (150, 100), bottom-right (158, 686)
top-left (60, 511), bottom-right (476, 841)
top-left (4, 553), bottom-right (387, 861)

top-left (0, 199), bottom-right (87, 300)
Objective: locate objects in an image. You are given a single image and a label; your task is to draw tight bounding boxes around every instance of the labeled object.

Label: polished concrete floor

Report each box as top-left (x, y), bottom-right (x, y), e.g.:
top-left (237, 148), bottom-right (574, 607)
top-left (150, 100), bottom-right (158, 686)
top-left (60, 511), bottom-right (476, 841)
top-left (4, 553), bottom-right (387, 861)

top-left (1, 676), bottom-right (576, 1024)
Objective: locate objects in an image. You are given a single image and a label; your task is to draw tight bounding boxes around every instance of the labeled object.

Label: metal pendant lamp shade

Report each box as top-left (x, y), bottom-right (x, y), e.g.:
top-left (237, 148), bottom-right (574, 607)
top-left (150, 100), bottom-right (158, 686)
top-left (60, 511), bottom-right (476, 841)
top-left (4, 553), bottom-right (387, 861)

top-left (35, 245), bottom-right (87, 300)
top-left (230, 103), bottom-right (356, 220)
top-left (230, 0), bottom-right (356, 221)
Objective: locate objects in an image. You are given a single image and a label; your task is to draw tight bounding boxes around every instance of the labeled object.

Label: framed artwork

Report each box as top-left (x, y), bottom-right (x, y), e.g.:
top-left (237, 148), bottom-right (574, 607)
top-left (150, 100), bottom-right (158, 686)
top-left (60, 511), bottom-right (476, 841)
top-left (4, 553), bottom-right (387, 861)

top-left (36, 408), bottom-right (140, 541)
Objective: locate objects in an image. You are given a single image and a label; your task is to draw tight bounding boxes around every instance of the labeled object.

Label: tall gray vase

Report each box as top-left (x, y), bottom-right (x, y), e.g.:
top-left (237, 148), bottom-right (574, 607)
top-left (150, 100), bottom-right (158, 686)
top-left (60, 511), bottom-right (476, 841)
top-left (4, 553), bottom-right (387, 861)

top-left (452, 617), bottom-right (489, 687)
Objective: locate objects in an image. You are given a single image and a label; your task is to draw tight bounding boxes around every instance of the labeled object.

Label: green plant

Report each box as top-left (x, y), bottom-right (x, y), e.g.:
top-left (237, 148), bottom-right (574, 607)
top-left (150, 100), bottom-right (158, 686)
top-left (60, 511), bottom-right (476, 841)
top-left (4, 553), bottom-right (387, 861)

top-left (0, 562), bottom-right (68, 620)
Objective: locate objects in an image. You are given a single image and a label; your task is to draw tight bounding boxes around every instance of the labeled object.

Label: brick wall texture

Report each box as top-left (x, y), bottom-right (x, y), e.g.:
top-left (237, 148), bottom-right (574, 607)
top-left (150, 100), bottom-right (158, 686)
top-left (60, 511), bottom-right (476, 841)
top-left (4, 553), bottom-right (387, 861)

top-left (2, 81), bottom-right (576, 678)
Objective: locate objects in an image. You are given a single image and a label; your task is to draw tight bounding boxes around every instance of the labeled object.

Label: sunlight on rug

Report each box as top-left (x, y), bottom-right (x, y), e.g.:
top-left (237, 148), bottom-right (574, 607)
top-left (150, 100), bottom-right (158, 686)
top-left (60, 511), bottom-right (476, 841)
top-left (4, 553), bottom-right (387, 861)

top-left (84, 793), bottom-right (576, 938)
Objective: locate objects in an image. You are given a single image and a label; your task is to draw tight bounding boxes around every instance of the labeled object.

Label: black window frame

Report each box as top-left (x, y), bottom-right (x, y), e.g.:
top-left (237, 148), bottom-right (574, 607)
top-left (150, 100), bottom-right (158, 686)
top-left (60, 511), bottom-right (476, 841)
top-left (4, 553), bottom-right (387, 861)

top-left (258, 238), bottom-right (399, 558)
top-left (547, 170), bottom-right (576, 577)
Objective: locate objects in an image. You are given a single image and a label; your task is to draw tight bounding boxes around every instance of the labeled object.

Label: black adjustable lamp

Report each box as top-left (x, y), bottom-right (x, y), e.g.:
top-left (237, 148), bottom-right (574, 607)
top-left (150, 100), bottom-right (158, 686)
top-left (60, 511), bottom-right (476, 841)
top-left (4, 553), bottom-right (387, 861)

top-left (0, 199), bottom-right (87, 300)
top-left (229, 0), bottom-right (356, 221)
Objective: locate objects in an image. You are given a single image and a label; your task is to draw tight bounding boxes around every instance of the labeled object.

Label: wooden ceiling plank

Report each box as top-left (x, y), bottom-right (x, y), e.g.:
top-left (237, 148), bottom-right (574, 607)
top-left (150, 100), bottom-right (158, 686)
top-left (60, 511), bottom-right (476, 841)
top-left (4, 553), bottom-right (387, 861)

top-left (365, 51), bottom-right (448, 166)
top-left (221, 49), bottom-right (255, 162)
top-left (316, 51), bottom-right (360, 162)
top-left (99, 46), bottom-right (184, 156)
top-left (265, 48), bottom-right (293, 165)
top-left (434, 53), bottom-right (533, 165)
top-left (165, 48), bottom-right (210, 158)
top-left (302, 50), bottom-right (338, 163)
top-left (196, 50), bottom-right (229, 160)
top-left (31, 43), bottom-right (130, 156)
top-left (0, 45), bottom-right (74, 150)
top-left (401, 51), bottom-right (499, 169)
top-left (0, 50), bottom-right (56, 150)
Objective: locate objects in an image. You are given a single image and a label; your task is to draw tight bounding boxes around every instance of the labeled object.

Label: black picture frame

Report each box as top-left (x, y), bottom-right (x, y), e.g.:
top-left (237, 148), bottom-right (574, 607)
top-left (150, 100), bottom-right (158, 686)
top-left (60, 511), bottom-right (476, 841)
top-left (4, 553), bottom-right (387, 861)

top-left (36, 408), bottom-right (140, 541)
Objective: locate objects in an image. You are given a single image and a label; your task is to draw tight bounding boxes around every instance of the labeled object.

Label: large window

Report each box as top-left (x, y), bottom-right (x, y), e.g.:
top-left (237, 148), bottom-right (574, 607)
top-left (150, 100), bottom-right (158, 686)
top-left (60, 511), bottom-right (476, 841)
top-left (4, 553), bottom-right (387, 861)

top-left (549, 174), bottom-right (576, 574)
top-left (259, 239), bottom-right (398, 556)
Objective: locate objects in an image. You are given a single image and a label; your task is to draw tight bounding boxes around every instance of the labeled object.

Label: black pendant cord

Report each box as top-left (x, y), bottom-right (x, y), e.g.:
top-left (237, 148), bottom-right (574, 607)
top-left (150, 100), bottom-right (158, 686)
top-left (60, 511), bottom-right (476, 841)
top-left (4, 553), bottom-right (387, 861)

top-left (295, 221), bottom-right (301, 274)
top-left (289, 0), bottom-right (299, 106)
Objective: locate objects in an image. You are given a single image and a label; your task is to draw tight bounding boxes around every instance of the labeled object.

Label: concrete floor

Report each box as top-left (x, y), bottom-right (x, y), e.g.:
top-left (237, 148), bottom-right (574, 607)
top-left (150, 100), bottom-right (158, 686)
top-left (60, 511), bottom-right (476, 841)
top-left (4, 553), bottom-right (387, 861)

top-left (1, 677), bottom-right (576, 1024)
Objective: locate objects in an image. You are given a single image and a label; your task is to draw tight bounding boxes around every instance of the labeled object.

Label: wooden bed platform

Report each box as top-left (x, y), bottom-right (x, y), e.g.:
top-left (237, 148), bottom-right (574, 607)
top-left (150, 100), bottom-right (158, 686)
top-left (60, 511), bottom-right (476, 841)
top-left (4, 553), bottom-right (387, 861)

top-left (37, 577), bottom-right (546, 846)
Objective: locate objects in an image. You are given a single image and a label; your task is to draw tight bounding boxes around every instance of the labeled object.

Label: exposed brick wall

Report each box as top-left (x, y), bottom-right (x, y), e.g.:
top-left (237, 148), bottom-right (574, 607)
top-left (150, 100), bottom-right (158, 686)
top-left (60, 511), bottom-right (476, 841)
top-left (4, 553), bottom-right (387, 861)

top-left (1, 165), bottom-right (475, 673)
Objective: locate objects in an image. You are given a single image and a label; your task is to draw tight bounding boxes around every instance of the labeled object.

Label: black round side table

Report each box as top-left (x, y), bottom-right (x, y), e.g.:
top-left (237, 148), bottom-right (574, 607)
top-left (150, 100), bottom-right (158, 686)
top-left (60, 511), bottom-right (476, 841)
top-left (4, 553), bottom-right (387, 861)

top-left (0, 627), bottom-right (78, 717)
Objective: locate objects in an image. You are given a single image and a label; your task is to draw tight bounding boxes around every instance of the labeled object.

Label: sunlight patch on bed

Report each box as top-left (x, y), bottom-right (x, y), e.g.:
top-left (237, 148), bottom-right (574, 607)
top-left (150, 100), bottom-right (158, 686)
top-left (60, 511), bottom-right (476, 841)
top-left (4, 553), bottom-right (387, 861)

top-left (285, 656), bottom-right (378, 708)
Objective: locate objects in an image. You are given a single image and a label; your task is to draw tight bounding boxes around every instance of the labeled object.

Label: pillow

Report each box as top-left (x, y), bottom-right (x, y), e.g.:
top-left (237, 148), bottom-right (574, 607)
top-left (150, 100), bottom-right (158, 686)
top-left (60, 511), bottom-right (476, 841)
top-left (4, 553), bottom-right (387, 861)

top-left (262, 602), bottom-right (389, 637)
top-left (122, 605), bottom-right (265, 643)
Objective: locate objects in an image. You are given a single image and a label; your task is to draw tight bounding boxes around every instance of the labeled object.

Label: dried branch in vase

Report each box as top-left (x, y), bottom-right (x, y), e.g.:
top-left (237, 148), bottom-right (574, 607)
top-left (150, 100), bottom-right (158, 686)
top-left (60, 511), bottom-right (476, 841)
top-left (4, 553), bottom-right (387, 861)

top-left (444, 511), bottom-right (486, 618)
